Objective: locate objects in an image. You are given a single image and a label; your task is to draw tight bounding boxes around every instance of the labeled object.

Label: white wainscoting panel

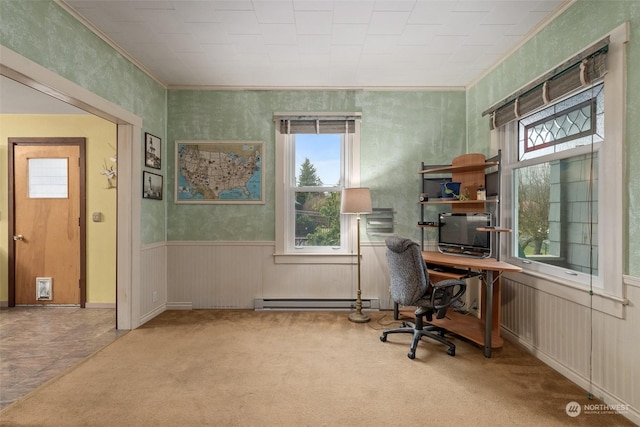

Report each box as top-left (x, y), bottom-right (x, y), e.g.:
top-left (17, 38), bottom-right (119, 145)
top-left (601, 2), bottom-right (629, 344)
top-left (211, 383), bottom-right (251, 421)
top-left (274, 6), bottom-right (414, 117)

top-left (166, 242), bottom-right (393, 310)
top-left (362, 243), bottom-right (394, 310)
top-left (167, 242), bottom-right (268, 309)
top-left (140, 243), bottom-right (167, 323)
top-left (261, 261), bottom-right (354, 300)
top-left (501, 275), bottom-right (640, 425)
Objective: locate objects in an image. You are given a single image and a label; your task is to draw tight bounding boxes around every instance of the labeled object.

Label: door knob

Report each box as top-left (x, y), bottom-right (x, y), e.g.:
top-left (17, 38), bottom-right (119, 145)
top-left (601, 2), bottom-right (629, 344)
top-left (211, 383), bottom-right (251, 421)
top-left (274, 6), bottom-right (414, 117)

top-left (13, 235), bottom-right (24, 241)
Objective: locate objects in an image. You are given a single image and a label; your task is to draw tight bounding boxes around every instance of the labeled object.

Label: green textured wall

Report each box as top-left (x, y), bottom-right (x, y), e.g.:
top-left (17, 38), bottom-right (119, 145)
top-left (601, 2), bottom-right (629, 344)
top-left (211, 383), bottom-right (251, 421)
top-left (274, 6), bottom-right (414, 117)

top-left (467, 0), bottom-right (640, 275)
top-left (167, 89), bottom-right (466, 242)
top-left (0, 0), bottom-right (167, 244)
top-left (3, 0), bottom-right (637, 265)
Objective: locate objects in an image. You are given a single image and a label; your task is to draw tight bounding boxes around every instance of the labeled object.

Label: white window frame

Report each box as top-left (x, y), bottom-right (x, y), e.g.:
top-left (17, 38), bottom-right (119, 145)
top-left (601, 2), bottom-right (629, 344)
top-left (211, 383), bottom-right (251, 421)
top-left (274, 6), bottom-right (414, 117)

top-left (497, 23), bottom-right (628, 316)
top-left (274, 112), bottom-right (362, 264)
top-left (510, 85), bottom-right (604, 282)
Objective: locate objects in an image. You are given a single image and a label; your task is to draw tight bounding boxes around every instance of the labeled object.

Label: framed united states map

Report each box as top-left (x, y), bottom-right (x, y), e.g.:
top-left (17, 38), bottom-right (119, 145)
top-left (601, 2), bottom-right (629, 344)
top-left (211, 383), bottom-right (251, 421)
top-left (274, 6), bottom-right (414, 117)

top-left (175, 140), bottom-right (264, 204)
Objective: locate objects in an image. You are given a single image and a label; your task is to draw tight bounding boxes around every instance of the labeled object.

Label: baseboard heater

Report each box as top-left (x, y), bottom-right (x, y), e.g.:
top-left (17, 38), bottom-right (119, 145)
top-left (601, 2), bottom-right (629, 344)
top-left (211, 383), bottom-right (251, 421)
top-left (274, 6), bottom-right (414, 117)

top-left (254, 298), bottom-right (380, 311)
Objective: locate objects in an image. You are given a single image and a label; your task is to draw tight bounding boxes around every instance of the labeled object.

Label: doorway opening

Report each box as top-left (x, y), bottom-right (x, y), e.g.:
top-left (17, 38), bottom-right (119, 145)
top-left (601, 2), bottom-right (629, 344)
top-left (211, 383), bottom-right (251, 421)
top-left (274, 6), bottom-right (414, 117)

top-left (2, 46), bottom-right (143, 329)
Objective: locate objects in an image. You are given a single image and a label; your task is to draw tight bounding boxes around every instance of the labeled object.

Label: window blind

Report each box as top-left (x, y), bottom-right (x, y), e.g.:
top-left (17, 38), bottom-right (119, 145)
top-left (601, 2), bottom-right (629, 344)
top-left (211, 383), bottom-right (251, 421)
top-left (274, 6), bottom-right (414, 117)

top-left (275, 114), bottom-right (360, 134)
top-left (482, 37), bottom-right (609, 130)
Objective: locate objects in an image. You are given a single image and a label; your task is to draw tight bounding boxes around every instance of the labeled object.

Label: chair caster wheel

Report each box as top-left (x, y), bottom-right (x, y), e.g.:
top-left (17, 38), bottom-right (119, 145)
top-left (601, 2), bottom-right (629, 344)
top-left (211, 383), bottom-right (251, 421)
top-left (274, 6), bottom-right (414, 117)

top-left (407, 352), bottom-right (415, 359)
top-left (380, 334), bottom-right (387, 342)
top-left (447, 348), bottom-right (455, 356)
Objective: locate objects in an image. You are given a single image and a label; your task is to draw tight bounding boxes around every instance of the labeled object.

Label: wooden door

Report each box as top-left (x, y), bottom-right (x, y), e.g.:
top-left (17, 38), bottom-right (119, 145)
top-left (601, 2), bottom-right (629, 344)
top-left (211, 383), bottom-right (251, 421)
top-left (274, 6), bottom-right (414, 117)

top-left (9, 139), bottom-right (86, 306)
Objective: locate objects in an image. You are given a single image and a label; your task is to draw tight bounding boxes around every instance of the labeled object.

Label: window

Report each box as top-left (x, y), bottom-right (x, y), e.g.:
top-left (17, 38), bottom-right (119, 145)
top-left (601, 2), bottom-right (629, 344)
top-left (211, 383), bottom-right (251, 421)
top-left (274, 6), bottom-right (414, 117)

top-left (292, 133), bottom-right (344, 250)
top-left (519, 84), bottom-right (603, 159)
top-left (513, 84), bottom-right (602, 280)
top-left (491, 24), bottom-right (628, 306)
top-left (28, 158), bottom-right (68, 198)
top-left (274, 113), bottom-right (361, 262)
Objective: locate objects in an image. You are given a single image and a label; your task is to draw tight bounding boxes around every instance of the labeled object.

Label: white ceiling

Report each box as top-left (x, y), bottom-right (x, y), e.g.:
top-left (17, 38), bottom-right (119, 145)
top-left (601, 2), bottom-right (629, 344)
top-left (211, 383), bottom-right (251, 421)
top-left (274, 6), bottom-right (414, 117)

top-left (0, 0), bottom-right (569, 114)
top-left (62, 0), bottom-right (569, 89)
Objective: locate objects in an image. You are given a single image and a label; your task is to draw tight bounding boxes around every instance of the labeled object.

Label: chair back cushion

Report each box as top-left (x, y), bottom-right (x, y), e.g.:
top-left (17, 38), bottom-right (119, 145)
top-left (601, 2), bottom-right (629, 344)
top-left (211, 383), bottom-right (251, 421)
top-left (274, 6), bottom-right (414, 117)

top-left (385, 237), bottom-right (429, 306)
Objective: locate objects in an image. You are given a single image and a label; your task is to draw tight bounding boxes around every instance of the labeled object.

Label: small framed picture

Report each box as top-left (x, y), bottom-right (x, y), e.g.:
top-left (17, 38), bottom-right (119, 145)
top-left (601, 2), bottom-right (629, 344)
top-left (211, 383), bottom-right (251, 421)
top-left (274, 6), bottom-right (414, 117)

top-left (143, 171), bottom-right (163, 200)
top-left (145, 132), bottom-right (161, 169)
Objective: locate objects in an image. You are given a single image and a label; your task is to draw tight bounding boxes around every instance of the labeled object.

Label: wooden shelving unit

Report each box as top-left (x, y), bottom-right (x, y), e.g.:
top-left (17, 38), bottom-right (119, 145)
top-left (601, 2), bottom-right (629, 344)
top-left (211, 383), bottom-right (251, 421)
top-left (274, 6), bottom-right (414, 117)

top-left (418, 160), bottom-right (500, 175)
top-left (412, 151), bottom-right (517, 357)
top-left (420, 251), bottom-right (521, 357)
top-left (398, 307), bottom-right (503, 349)
top-left (418, 151), bottom-right (502, 248)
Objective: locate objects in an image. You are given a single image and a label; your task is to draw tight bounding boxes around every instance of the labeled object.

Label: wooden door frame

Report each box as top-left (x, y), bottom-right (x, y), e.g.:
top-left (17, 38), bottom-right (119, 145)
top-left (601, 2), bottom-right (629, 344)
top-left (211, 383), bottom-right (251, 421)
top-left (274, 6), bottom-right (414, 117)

top-left (3, 45), bottom-right (144, 329)
top-left (8, 138), bottom-right (87, 307)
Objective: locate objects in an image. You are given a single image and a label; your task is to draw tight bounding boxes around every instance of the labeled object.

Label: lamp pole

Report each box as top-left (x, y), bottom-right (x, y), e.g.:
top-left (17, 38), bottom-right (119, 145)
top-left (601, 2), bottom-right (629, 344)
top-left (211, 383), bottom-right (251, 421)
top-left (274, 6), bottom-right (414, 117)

top-left (348, 213), bottom-right (370, 323)
top-left (341, 187), bottom-right (372, 323)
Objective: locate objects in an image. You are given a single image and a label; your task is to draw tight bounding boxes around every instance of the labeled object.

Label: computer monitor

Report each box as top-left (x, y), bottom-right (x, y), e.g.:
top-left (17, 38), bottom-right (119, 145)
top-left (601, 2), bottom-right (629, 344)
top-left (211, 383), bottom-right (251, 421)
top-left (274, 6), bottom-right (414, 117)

top-left (438, 212), bottom-right (491, 258)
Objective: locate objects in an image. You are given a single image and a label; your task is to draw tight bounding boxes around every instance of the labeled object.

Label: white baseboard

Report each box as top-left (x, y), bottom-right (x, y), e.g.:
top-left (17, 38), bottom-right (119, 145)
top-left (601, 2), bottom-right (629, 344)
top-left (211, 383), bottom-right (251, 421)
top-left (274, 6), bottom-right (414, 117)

top-left (140, 304), bottom-right (166, 325)
top-left (254, 298), bottom-right (380, 310)
top-left (85, 303), bottom-right (116, 309)
top-left (166, 302), bottom-right (193, 310)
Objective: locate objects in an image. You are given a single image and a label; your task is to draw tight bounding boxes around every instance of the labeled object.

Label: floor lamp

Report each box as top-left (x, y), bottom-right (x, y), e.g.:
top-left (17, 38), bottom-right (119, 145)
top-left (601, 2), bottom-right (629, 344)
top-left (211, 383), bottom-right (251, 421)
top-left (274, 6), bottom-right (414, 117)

top-left (341, 188), bottom-right (372, 323)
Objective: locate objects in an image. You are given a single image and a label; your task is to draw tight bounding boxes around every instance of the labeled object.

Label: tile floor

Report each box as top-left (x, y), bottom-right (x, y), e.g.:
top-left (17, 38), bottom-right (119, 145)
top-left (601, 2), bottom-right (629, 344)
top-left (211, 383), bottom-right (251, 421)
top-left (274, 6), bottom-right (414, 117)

top-left (0, 307), bottom-right (126, 409)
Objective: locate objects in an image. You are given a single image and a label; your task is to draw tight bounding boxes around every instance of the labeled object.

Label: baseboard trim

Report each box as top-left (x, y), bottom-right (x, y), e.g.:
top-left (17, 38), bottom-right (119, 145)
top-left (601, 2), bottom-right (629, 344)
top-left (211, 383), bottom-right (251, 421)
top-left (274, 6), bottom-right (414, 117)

top-left (140, 305), bottom-right (166, 325)
top-left (166, 302), bottom-right (193, 310)
top-left (255, 298), bottom-right (380, 311)
top-left (85, 303), bottom-right (116, 309)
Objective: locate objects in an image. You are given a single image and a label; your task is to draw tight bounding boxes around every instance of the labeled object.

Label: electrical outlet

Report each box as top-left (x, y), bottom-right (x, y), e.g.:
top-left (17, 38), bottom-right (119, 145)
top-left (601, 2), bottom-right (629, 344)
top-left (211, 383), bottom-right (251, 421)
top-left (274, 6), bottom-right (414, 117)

top-left (152, 291), bottom-right (157, 303)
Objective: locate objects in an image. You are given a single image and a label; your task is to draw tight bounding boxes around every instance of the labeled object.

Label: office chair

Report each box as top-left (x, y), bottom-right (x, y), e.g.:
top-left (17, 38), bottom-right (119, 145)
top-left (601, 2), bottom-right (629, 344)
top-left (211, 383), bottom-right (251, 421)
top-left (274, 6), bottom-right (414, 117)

top-left (380, 236), bottom-right (467, 359)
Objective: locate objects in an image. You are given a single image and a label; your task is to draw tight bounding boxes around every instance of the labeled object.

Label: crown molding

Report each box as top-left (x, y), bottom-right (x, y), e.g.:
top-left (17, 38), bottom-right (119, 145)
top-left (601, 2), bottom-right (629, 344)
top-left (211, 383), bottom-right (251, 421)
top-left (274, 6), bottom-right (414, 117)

top-left (167, 84), bottom-right (466, 92)
top-left (465, 0), bottom-right (577, 90)
top-left (55, 0), bottom-right (168, 89)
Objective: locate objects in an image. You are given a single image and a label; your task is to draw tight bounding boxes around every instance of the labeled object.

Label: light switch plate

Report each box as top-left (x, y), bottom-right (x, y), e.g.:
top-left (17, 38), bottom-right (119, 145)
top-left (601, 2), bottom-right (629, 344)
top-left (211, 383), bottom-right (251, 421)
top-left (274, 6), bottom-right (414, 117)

top-left (92, 212), bottom-right (102, 222)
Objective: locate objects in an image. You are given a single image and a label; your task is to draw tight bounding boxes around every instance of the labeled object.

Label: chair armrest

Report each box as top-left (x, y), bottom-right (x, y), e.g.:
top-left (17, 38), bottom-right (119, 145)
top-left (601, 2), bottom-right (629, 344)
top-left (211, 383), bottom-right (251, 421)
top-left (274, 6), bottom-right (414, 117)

top-left (430, 279), bottom-right (467, 318)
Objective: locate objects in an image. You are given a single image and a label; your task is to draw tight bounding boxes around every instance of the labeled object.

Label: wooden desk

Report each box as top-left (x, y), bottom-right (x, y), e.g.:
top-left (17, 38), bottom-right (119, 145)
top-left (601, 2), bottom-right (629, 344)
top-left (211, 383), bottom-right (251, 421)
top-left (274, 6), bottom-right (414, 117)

top-left (410, 251), bottom-right (521, 358)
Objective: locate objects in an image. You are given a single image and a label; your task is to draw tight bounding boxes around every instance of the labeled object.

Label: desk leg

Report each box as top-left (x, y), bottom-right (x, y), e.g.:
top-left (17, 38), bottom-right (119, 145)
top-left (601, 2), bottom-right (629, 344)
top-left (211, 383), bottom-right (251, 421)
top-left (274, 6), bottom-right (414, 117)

top-left (484, 270), bottom-right (493, 358)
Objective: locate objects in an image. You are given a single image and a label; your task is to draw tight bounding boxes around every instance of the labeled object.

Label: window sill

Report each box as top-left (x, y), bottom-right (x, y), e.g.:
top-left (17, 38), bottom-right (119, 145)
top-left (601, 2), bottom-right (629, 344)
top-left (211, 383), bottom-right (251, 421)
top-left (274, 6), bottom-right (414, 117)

top-left (273, 253), bottom-right (357, 265)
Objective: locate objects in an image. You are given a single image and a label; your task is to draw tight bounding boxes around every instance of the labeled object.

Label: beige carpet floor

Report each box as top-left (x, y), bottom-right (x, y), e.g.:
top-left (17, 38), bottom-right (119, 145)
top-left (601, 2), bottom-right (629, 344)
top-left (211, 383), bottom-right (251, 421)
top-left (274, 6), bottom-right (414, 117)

top-left (0, 310), bottom-right (634, 426)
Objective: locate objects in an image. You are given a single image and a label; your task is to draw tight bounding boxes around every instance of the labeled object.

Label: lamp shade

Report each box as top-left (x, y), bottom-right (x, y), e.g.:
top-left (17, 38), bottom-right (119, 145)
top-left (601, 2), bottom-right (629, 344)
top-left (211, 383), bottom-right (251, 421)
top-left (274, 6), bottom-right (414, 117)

top-left (341, 188), bottom-right (372, 214)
